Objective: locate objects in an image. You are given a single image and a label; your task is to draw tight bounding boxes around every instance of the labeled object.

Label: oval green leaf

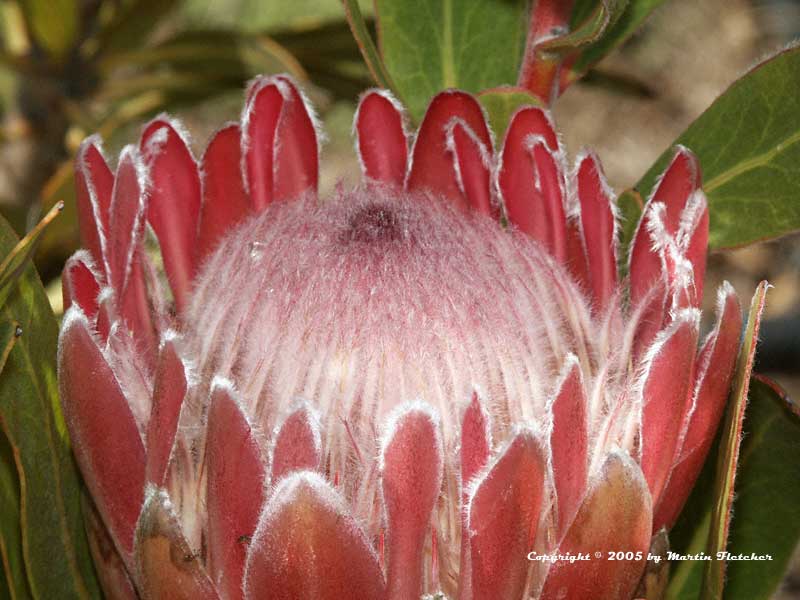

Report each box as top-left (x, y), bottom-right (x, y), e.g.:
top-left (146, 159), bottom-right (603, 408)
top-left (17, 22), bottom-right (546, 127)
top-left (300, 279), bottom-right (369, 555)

top-left (373, 0), bottom-right (528, 122)
top-left (638, 46), bottom-right (800, 249)
top-left (724, 375), bottom-right (800, 598)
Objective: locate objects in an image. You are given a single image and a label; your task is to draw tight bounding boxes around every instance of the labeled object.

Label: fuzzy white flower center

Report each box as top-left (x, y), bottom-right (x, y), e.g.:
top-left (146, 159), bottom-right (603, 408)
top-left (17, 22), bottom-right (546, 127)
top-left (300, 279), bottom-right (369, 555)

top-left (182, 188), bottom-right (609, 545)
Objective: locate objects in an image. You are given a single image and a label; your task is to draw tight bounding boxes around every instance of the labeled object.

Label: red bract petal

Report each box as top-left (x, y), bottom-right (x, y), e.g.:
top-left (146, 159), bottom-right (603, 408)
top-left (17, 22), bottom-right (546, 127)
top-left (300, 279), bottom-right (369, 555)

top-left (271, 76), bottom-right (319, 204)
top-left (681, 191), bottom-right (709, 305)
top-left (83, 495), bottom-right (138, 600)
top-left (652, 147), bottom-right (701, 230)
top-left (639, 310), bottom-right (700, 507)
top-left (501, 106), bottom-right (558, 153)
top-left (355, 90), bottom-right (408, 185)
top-left (406, 91), bottom-right (492, 207)
top-left (381, 404), bottom-right (444, 599)
top-left (629, 148), bottom-right (700, 306)
top-left (499, 109), bottom-right (567, 261)
top-left (447, 120), bottom-right (496, 217)
top-left (242, 82), bottom-right (281, 211)
top-left (645, 192), bottom-right (708, 312)
top-left (509, 141), bottom-right (568, 261)
top-left (461, 391), bottom-right (492, 493)
top-left (107, 147), bottom-right (146, 295)
top-left (565, 216), bottom-right (589, 292)
top-left (465, 430), bottom-right (546, 599)
top-left (459, 392), bottom-right (492, 592)
top-left (107, 146), bottom-right (157, 356)
top-left (207, 379), bottom-right (267, 600)
top-left (532, 142), bottom-right (569, 262)
top-left (575, 151), bottom-right (617, 311)
top-left (541, 451), bottom-right (652, 600)
top-left (140, 118), bottom-right (202, 312)
top-left (243, 472), bottom-right (385, 599)
top-left (135, 487), bottom-right (220, 600)
top-left (58, 309), bottom-right (145, 557)
top-left (630, 196), bottom-right (702, 356)
top-left (270, 402), bottom-right (322, 483)
top-left (550, 357), bottom-right (588, 536)
top-left (243, 76), bottom-right (319, 211)
top-left (75, 136), bottom-right (113, 276)
top-left (198, 124), bottom-right (250, 263)
top-left (118, 260), bottom-right (158, 364)
top-left (144, 335), bottom-right (187, 486)
top-left (631, 280), bottom-right (669, 361)
top-left (654, 284), bottom-right (742, 530)
top-left (62, 250), bottom-right (101, 320)
top-left (95, 287), bottom-right (113, 343)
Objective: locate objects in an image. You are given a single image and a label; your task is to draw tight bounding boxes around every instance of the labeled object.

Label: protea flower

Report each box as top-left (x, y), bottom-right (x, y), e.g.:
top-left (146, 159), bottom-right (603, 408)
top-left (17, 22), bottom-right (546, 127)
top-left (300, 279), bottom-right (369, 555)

top-left (59, 74), bottom-right (742, 600)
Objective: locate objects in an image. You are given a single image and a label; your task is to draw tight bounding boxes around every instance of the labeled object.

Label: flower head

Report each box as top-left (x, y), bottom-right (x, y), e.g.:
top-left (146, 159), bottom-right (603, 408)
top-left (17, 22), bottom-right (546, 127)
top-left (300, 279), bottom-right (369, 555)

top-left (59, 75), bottom-right (742, 599)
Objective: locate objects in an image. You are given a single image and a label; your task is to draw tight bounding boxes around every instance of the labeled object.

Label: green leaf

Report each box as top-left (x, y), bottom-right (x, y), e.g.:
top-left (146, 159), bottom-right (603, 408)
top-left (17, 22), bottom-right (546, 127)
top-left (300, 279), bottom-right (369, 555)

top-left (667, 375), bottom-right (800, 600)
top-left (18, 0), bottom-right (78, 59)
top-left (0, 423), bottom-right (31, 600)
top-left (568, 0), bottom-right (666, 82)
top-left (342, 0), bottom-right (397, 95)
top-left (0, 201), bottom-right (63, 309)
top-left (373, 0), bottom-right (528, 122)
top-left (638, 46), bottom-right (800, 249)
top-left (478, 88), bottom-right (542, 140)
top-left (0, 320), bottom-right (20, 374)
top-left (0, 321), bottom-right (30, 600)
top-left (701, 281), bottom-right (767, 599)
top-left (0, 215), bottom-right (101, 599)
top-left (540, 0), bottom-right (628, 56)
top-left (722, 376), bottom-right (800, 598)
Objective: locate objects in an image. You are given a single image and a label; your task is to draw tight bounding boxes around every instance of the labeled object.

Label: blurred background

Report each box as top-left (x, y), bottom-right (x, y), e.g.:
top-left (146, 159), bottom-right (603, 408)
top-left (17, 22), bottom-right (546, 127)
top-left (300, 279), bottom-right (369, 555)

top-left (0, 0), bottom-right (798, 594)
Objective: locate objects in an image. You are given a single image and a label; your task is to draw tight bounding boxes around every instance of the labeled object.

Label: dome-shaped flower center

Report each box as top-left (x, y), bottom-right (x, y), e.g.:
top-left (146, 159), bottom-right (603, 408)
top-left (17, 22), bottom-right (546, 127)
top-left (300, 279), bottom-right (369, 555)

top-left (185, 188), bottom-right (599, 467)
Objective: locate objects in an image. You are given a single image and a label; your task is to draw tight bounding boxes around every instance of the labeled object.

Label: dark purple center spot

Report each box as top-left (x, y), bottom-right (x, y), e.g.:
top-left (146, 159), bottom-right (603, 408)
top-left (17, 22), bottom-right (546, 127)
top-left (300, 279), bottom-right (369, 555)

top-left (343, 203), bottom-right (405, 244)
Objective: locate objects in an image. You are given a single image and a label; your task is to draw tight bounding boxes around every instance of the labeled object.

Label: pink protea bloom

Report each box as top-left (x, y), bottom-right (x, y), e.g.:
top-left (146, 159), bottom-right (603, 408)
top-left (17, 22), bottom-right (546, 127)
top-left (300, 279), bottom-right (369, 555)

top-left (59, 75), bottom-right (743, 600)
